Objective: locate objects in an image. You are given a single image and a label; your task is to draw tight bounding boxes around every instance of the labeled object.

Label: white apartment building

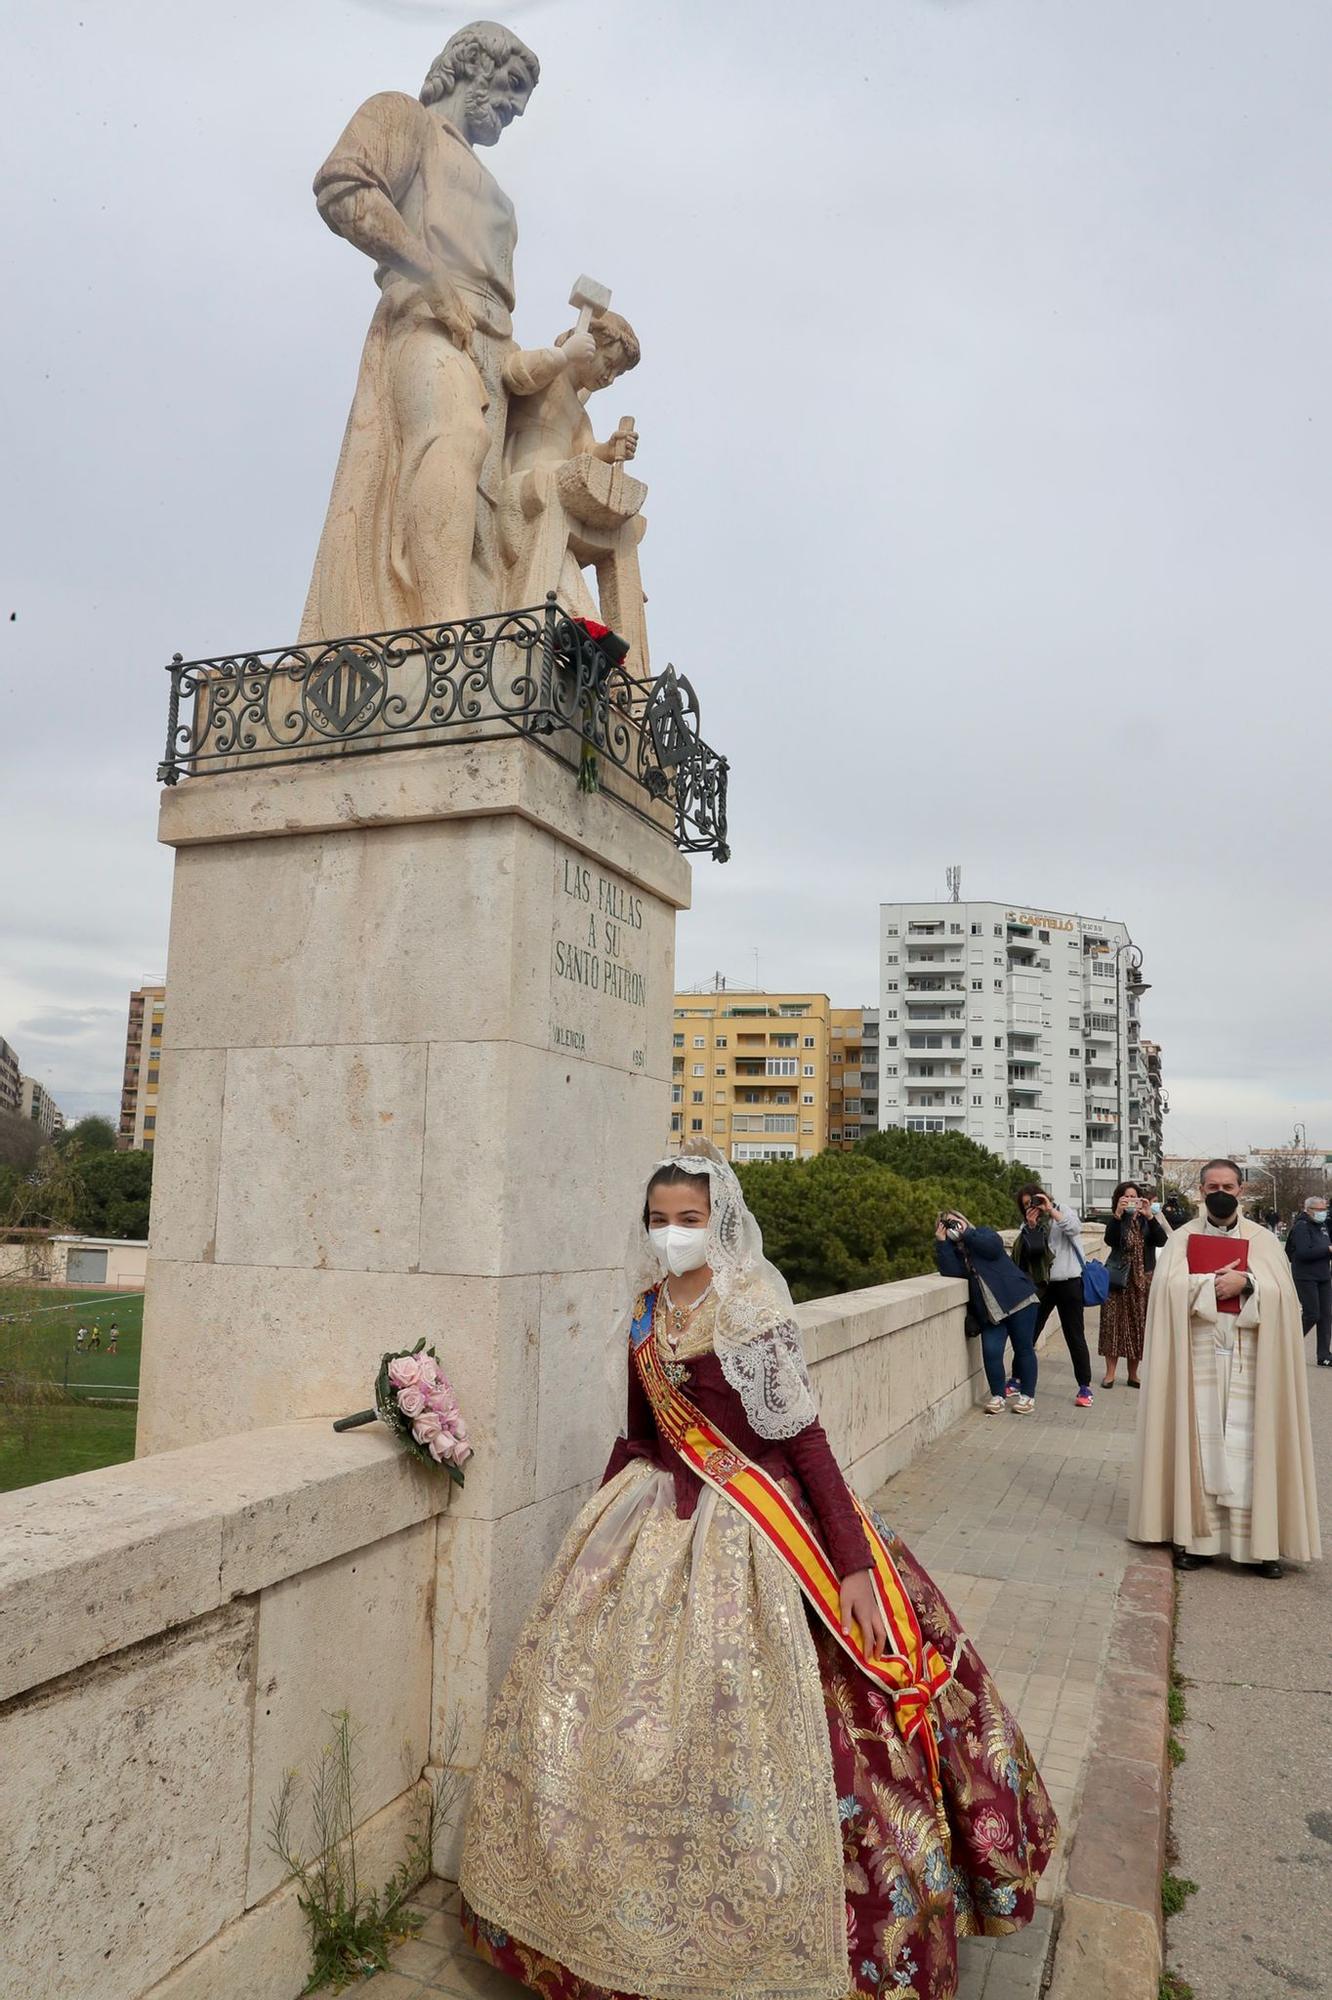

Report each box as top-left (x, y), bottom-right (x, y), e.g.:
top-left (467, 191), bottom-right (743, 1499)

top-left (878, 899), bottom-right (1158, 1211)
top-left (0, 1035), bottom-right (20, 1118)
top-left (19, 1075), bottom-right (65, 1138)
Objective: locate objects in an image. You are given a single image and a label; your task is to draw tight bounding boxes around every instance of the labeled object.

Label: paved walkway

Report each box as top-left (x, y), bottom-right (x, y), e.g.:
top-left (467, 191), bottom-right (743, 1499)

top-left (1166, 1346), bottom-right (1332, 2000)
top-left (350, 1323), bottom-right (1144, 2000)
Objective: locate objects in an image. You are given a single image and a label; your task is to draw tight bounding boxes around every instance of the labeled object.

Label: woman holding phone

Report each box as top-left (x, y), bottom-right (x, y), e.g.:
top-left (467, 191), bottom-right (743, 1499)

top-left (1099, 1182), bottom-right (1169, 1386)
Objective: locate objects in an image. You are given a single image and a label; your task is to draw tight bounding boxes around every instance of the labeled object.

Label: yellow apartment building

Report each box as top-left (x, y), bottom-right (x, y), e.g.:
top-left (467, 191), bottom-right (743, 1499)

top-left (827, 1006), bottom-right (873, 1151)
top-left (118, 982), bottom-right (166, 1153)
top-left (668, 990), bottom-right (831, 1162)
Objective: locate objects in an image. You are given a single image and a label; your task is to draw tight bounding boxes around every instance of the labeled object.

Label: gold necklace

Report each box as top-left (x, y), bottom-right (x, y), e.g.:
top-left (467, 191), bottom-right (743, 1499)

top-left (661, 1278), bottom-right (714, 1351)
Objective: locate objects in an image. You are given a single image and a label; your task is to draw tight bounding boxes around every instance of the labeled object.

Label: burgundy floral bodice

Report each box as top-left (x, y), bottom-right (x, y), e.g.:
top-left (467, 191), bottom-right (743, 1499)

top-left (600, 1343), bottom-right (872, 1580)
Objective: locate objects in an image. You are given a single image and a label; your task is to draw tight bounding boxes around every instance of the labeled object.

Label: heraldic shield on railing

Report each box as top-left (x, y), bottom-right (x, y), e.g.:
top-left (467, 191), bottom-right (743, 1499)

top-left (157, 597), bottom-right (729, 862)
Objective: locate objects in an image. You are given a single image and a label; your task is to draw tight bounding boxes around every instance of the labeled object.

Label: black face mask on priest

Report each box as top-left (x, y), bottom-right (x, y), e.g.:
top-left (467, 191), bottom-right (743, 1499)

top-left (1199, 1161), bottom-right (1243, 1224)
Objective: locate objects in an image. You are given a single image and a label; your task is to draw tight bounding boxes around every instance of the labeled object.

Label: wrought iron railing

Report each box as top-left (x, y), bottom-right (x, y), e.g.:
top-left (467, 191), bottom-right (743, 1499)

top-left (157, 598), bottom-right (729, 861)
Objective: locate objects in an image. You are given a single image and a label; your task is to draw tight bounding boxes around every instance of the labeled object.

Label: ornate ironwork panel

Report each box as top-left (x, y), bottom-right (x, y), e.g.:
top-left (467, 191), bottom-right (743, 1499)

top-left (157, 599), bottom-right (729, 861)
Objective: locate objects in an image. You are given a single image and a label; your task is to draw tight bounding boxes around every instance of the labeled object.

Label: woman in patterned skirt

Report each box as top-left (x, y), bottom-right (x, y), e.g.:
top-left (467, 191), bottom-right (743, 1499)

top-left (458, 1142), bottom-right (1056, 2000)
top-left (1099, 1181), bottom-right (1170, 1387)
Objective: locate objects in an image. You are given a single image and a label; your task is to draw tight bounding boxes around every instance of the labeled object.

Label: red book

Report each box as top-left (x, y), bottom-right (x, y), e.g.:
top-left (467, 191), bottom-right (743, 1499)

top-left (1187, 1234), bottom-right (1249, 1313)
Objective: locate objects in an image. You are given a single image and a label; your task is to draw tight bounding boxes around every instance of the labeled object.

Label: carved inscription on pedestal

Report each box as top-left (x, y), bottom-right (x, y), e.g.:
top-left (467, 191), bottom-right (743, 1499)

top-left (550, 846), bottom-right (651, 1069)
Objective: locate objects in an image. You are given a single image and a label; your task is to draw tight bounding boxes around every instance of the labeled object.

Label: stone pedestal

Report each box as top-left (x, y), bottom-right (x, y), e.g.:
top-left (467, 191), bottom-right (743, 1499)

top-left (137, 734), bottom-right (690, 1829)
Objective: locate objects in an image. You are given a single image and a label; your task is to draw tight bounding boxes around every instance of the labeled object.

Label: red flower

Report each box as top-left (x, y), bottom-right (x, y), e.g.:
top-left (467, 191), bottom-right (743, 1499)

top-left (973, 1804), bottom-right (1012, 1852)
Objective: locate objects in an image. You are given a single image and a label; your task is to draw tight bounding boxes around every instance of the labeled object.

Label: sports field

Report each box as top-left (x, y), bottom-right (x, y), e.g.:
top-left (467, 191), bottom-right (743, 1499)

top-left (0, 1285), bottom-right (144, 1493)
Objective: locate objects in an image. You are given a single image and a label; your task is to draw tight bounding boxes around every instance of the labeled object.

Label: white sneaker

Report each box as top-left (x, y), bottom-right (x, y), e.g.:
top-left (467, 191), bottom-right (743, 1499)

top-left (983, 1394), bottom-right (1007, 1415)
top-left (1010, 1395), bottom-right (1035, 1414)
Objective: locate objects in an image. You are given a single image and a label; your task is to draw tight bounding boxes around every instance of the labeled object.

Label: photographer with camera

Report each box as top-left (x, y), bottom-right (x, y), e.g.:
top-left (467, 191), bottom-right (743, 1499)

top-left (1099, 1181), bottom-right (1169, 1387)
top-left (1014, 1185), bottom-right (1096, 1408)
top-left (935, 1210), bottom-right (1041, 1415)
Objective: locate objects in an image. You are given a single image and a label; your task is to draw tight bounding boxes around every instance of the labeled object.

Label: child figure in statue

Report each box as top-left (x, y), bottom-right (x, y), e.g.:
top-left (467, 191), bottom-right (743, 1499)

top-left (502, 310), bottom-right (641, 480)
top-left (498, 311), bottom-right (643, 635)
top-left (459, 1142), bottom-right (1056, 2000)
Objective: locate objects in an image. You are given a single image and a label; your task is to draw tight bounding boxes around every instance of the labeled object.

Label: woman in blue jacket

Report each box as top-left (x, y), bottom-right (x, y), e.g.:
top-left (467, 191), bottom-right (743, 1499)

top-left (935, 1211), bottom-right (1041, 1414)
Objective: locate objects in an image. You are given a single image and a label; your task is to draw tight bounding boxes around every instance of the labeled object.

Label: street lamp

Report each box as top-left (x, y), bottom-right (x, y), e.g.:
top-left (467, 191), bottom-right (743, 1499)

top-left (1113, 940), bottom-right (1144, 1185)
top-left (1071, 1165), bottom-right (1086, 1217)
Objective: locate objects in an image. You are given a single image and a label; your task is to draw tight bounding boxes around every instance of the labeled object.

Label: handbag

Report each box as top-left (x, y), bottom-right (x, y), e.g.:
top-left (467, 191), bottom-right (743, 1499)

top-left (1071, 1234), bottom-right (1111, 1307)
top-left (1104, 1248), bottom-right (1130, 1291)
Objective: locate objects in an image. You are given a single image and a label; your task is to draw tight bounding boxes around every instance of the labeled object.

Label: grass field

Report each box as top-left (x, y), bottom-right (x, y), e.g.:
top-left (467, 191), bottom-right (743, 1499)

top-left (0, 1284), bottom-right (144, 1493)
top-left (0, 1402), bottom-right (139, 1491)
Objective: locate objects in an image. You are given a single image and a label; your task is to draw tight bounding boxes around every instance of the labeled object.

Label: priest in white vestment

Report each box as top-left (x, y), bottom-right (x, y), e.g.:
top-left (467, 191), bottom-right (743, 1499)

top-left (1129, 1158), bottom-right (1320, 1579)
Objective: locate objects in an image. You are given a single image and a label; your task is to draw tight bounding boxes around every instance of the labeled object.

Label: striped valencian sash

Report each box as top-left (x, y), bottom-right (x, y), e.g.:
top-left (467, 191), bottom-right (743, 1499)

top-left (630, 1291), bottom-right (952, 1805)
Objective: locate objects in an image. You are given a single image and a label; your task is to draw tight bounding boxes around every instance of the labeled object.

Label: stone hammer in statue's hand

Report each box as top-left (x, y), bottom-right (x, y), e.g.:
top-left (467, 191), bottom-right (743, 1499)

top-left (569, 273), bottom-right (611, 336)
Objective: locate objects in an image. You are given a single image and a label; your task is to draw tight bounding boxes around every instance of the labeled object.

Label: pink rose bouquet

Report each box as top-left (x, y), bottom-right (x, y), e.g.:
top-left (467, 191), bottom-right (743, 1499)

top-left (333, 1338), bottom-right (472, 1484)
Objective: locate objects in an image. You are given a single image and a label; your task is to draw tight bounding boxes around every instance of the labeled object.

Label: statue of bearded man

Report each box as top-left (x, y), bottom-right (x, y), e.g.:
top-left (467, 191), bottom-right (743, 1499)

top-left (299, 22), bottom-right (540, 642)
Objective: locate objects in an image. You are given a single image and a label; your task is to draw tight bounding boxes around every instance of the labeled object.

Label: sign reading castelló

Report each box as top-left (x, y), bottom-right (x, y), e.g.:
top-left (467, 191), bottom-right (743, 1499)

top-left (551, 846), bottom-right (650, 1066)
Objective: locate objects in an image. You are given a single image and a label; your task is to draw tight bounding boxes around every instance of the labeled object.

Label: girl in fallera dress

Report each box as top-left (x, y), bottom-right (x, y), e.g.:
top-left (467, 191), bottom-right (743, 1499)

top-left (460, 1143), bottom-right (1056, 2000)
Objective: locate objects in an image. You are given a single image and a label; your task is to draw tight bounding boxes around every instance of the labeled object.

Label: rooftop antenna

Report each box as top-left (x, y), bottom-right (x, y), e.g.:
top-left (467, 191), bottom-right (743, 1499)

top-left (946, 864), bottom-right (962, 904)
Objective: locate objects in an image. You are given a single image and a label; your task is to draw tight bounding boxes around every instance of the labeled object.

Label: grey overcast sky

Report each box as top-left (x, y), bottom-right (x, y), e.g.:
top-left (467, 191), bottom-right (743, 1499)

top-left (1, 0), bottom-right (1328, 1154)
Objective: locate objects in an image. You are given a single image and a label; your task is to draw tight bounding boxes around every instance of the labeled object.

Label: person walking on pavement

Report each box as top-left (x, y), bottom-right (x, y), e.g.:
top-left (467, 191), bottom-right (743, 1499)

top-left (1100, 1182), bottom-right (1169, 1388)
top-left (1286, 1195), bottom-right (1332, 1368)
top-left (935, 1210), bottom-right (1041, 1414)
top-left (1129, 1158), bottom-right (1321, 1580)
top-left (1014, 1185), bottom-right (1096, 1408)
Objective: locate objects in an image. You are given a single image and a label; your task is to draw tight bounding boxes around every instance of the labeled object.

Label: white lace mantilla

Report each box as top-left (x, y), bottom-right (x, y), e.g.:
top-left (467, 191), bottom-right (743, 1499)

top-left (621, 1148), bottom-right (819, 1441)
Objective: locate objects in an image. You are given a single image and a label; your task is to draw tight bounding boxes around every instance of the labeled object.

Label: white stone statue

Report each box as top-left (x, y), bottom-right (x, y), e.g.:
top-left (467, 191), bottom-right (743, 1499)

top-left (299, 21), bottom-right (540, 642)
top-left (498, 311), bottom-right (650, 669)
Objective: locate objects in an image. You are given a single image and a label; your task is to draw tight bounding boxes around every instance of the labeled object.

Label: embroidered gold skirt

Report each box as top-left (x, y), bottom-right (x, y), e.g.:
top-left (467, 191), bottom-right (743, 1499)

top-left (461, 1461), bottom-right (848, 2000)
top-left (460, 1464), bottom-right (1057, 2000)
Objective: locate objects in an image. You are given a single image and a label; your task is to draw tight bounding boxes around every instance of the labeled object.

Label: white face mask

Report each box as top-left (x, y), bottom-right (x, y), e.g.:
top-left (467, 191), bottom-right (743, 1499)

top-left (648, 1224), bottom-right (711, 1277)
top-left (1313, 1211), bottom-right (1328, 1227)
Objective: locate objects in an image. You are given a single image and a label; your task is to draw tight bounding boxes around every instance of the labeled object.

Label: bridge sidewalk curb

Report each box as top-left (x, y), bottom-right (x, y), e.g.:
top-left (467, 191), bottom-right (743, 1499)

top-left (1045, 1546), bottom-right (1174, 2000)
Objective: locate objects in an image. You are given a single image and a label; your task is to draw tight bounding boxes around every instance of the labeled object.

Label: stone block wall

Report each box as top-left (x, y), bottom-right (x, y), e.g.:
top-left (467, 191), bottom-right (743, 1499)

top-left (0, 1423), bottom-right (446, 2000)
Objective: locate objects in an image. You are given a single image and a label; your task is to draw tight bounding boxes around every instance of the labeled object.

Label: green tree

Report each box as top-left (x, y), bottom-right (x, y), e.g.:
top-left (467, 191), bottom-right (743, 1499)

top-left (0, 1134), bottom-right (151, 1240)
top-left (0, 1110), bottom-right (44, 1172)
top-left (54, 1115), bottom-right (119, 1155)
top-left (72, 1149), bottom-right (154, 1239)
top-left (735, 1150), bottom-right (1021, 1304)
top-left (856, 1127), bottom-right (1035, 1202)
top-left (0, 1142), bottom-right (83, 1236)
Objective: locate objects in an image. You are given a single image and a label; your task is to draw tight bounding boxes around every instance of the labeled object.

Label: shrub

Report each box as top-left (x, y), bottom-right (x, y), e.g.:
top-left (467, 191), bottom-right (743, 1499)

top-left (735, 1149), bottom-right (1026, 1303)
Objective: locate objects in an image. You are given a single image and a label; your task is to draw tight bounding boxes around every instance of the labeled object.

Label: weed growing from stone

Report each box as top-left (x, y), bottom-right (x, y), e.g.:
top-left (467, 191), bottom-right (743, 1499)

top-left (1167, 1668), bottom-right (1188, 1729)
top-left (268, 1709), bottom-right (461, 1994)
top-left (1159, 1975), bottom-right (1195, 2000)
top-left (1161, 1872), bottom-right (1199, 1918)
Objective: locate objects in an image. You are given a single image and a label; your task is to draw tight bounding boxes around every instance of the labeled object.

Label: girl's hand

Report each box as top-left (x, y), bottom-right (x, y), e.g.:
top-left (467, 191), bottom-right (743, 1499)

top-left (840, 1570), bottom-right (889, 1660)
